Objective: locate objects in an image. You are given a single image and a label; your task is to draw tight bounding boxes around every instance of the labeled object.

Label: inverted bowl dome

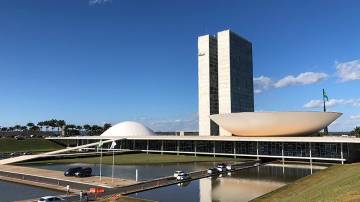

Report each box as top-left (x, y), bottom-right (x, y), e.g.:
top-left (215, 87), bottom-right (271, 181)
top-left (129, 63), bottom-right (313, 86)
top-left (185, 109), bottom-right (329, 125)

top-left (210, 112), bottom-right (342, 137)
top-left (100, 121), bottom-right (155, 137)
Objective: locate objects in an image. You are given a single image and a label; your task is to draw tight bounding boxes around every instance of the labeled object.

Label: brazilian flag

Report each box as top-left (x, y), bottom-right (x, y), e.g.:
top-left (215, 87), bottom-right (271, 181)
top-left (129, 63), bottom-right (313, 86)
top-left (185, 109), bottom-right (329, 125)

top-left (323, 89), bottom-right (329, 101)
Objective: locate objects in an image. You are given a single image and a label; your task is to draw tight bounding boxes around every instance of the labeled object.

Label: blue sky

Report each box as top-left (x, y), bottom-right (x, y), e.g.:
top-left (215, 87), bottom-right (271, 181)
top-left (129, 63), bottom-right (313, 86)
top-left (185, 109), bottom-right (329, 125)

top-left (0, 0), bottom-right (359, 131)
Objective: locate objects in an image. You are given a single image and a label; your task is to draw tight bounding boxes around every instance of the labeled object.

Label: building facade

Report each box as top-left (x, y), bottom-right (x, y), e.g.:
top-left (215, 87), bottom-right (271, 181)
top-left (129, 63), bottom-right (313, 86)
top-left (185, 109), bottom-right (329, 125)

top-left (198, 30), bottom-right (254, 136)
top-left (198, 35), bottom-right (219, 136)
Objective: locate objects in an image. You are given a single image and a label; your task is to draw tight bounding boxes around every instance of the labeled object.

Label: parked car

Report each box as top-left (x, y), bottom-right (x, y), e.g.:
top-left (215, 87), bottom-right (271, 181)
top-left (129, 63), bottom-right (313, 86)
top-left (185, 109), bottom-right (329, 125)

top-left (64, 167), bottom-right (83, 176)
top-left (14, 136), bottom-right (24, 140)
top-left (38, 196), bottom-right (64, 202)
top-left (176, 173), bottom-right (191, 181)
top-left (10, 152), bottom-right (20, 157)
top-left (23, 151), bottom-right (32, 155)
top-left (216, 163), bottom-right (227, 172)
top-left (75, 167), bottom-right (92, 177)
top-left (173, 170), bottom-right (185, 178)
top-left (207, 168), bottom-right (219, 175)
top-left (226, 164), bottom-right (233, 171)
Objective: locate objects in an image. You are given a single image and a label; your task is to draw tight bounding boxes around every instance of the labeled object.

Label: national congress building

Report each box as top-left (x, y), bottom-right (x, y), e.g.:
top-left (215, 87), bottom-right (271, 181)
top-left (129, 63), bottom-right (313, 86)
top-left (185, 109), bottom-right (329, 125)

top-left (198, 30), bottom-right (254, 136)
top-left (34, 29), bottom-right (359, 166)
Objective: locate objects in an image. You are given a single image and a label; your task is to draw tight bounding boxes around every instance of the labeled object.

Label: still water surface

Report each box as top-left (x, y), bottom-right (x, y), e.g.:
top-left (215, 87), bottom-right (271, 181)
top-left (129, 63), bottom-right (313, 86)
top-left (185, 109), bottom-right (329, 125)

top-left (0, 180), bottom-right (62, 202)
top-left (129, 165), bottom-right (320, 202)
top-left (27, 162), bottom-right (323, 202)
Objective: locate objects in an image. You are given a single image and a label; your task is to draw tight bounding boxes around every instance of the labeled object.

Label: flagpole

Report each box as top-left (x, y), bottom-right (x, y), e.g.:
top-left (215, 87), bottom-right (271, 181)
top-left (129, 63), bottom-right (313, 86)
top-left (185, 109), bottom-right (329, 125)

top-left (109, 140), bottom-right (116, 183)
top-left (100, 143), bottom-right (103, 182)
top-left (112, 145), bottom-right (115, 183)
top-left (323, 89), bottom-right (327, 112)
top-left (323, 88), bottom-right (329, 135)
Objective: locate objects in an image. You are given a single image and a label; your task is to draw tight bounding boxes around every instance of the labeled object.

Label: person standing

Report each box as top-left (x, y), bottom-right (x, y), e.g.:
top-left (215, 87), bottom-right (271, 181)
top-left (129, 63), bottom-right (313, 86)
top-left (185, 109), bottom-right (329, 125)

top-left (79, 190), bottom-right (83, 201)
top-left (84, 192), bottom-right (89, 202)
top-left (66, 184), bottom-right (70, 195)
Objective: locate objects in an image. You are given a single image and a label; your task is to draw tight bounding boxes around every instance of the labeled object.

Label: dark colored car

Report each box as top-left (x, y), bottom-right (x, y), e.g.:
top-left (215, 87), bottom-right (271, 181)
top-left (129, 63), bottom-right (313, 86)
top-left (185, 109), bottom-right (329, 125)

top-left (14, 136), bottom-right (25, 140)
top-left (64, 167), bottom-right (83, 176)
top-left (75, 167), bottom-right (92, 177)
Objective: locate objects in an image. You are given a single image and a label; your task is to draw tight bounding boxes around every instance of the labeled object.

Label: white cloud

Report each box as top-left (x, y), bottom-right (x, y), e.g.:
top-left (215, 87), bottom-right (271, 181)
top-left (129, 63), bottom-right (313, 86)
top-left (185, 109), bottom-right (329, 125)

top-left (336, 59), bottom-right (360, 82)
top-left (303, 98), bottom-right (360, 108)
top-left (253, 76), bottom-right (272, 94)
top-left (89, 0), bottom-right (112, 5)
top-left (350, 115), bottom-right (360, 120)
top-left (274, 72), bottom-right (328, 88)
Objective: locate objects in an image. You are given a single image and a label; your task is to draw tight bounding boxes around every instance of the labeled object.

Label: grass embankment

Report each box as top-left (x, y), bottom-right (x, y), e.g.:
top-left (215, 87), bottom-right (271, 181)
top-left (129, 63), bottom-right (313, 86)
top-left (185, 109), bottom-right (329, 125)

top-left (25, 153), bottom-right (243, 165)
top-left (253, 163), bottom-right (360, 202)
top-left (0, 138), bottom-right (64, 152)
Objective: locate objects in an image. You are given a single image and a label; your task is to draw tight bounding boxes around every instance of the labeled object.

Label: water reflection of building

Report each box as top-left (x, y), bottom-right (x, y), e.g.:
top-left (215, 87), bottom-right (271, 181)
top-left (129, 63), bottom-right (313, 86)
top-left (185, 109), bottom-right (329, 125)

top-left (199, 175), bottom-right (285, 202)
top-left (199, 166), bottom-right (322, 202)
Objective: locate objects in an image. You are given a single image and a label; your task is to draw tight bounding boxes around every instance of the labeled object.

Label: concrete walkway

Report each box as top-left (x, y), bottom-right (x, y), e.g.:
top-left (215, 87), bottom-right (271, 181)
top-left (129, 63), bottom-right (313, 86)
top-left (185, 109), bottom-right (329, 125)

top-left (0, 138), bottom-right (123, 165)
top-left (0, 164), bottom-right (136, 189)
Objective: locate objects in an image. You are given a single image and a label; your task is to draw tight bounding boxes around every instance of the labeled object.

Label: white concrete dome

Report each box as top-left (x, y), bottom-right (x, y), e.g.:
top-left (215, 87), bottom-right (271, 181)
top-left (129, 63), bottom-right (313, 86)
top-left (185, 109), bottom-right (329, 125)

top-left (100, 121), bottom-right (155, 137)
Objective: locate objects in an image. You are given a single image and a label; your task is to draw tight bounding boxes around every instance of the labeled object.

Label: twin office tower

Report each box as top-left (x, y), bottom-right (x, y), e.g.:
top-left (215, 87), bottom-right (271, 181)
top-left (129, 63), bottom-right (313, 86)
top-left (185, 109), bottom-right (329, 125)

top-left (198, 30), bottom-right (254, 136)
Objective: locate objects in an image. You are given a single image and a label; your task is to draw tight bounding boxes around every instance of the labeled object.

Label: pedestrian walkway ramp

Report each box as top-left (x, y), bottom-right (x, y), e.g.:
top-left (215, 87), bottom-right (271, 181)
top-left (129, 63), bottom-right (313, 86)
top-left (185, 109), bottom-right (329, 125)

top-left (0, 138), bottom-right (123, 165)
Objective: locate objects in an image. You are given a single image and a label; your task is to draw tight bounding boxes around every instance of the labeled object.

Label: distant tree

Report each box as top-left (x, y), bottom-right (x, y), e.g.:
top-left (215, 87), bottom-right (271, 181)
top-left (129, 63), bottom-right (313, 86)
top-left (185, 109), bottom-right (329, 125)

top-left (14, 125), bottom-right (21, 131)
top-left (76, 125), bottom-right (82, 131)
top-left (37, 122), bottom-right (44, 131)
top-left (21, 126), bottom-right (27, 131)
top-left (90, 125), bottom-right (103, 136)
top-left (103, 123), bottom-right (112, 131)
top-left (65, 124), bottom-right (80, 136)
top-left (353, 126), bottom-right (360, 137)
top-left (83, 124), bottom-right (91, 135)
top-left (49, 119), bottom-right (58, 131)
top-left (57, 120), bottom-right (66, 136)
top-left (27, 123), bottom-right (35, 129)
top-left (30, 126), bottom-right (40, 131)
top-left (42, 120), bottom-right (50, 131)
top-left (65, 124), bottom-right (76, 130)
top-left (1, 127), bottom-right (8, 132)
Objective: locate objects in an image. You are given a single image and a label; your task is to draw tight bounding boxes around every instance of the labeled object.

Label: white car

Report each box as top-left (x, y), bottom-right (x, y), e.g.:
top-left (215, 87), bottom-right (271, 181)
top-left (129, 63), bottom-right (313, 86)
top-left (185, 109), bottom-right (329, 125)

top-left (207, 168), bottom-right (219, 175)
top-left (38, 196), bottom-right (64, 202)
top-left (216, 164), bottom-right (227, 172)
top-left (176, 173), bottom-right (191, 181)
top-left (173, 170), bottom-right (184, 178)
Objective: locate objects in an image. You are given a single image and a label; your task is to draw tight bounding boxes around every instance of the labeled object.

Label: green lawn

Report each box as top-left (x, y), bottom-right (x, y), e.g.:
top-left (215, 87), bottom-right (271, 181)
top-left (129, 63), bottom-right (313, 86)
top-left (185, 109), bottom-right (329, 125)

top-left (252, 163), bottom-right (360, 202)
top-left (24, 153), bottom-right (243, 165)
top-left (0, 138), bottom-right (64, 152)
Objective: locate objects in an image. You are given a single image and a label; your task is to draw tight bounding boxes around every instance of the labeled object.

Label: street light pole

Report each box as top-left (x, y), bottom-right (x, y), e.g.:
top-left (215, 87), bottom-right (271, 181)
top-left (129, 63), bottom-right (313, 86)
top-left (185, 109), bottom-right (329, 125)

top-left (112, 146), bottom-right (115, 183)
top-left (99, 145), bottom-right (103, 182)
